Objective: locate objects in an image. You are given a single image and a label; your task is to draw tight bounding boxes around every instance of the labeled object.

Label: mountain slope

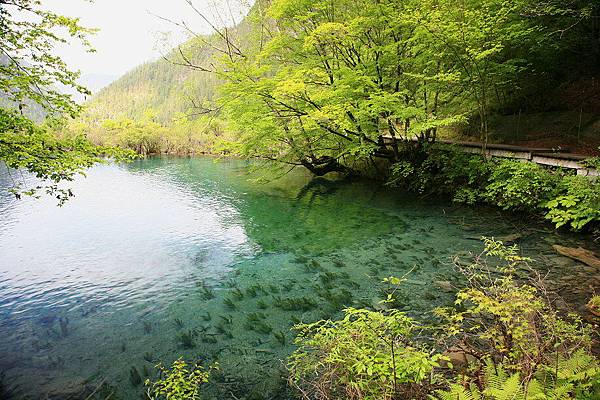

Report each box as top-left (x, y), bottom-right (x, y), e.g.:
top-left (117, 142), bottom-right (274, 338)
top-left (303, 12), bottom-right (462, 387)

top-left (85, 37), bottom-right (221, 123)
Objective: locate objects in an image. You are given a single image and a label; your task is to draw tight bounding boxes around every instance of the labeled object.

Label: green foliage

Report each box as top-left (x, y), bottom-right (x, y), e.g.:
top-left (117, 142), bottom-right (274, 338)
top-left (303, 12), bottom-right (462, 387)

top-left (0, 109), bottom-right (135, 203)
top-left (434, 238), bottom-right (599, 398)
top-left (289, 308), bottom-right (445, 400)
top-left (582, 156), bottom-right (600, 171)
top-left (0, 1), bottom-right (136, 202)
top-left (587, 295), bottom-right (600, 315)
top-left (484, 160), bottom-right (558, 211)
top-left (0, 0), bottom-right (95, 117)
top-left (287, 240), bottom-right (600, 399)
top-left (545, 176), bottom-right (600, 230)
top-left (387, 145), bottom-right (600, 231)
top-left (70, 109), bottom-right (231, 156)
top-left (145, 358), bottom-right (215, 400)
top-left (435, 357), bottom-right (600, 400)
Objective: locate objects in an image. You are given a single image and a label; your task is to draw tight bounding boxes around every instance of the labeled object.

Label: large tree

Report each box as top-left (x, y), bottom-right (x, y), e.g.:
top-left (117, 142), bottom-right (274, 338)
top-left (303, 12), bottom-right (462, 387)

top-left (210, 0), bottom-right (597, 175)
top-left (214, 0), bottom-right (551, 174)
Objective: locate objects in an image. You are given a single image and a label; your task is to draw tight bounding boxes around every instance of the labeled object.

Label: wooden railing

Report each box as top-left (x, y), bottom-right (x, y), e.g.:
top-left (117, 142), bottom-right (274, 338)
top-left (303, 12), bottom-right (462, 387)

top-left (380, 135), bottom-right (599, 176)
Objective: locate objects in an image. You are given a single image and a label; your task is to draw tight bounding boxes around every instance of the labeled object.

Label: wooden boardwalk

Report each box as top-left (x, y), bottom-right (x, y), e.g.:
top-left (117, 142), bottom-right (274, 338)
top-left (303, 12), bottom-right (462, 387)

top-left (381, 136), bottom-right (599, 177)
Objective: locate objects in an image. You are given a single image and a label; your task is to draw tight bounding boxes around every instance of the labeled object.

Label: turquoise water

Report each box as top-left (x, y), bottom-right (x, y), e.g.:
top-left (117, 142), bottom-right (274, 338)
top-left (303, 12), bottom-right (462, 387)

top-left (0, 157), bottom-right (597, 399)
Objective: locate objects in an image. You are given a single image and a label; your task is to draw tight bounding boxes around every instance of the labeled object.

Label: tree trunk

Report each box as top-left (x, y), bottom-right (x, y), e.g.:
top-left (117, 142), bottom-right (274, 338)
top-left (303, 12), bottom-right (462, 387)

top-left (300, 156), bottom-right (349, 176)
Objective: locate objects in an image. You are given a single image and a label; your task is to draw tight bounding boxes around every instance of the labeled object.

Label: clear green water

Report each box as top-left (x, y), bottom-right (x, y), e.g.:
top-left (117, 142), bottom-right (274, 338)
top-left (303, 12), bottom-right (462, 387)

top-left (0, 157), bottom-right (597, 399)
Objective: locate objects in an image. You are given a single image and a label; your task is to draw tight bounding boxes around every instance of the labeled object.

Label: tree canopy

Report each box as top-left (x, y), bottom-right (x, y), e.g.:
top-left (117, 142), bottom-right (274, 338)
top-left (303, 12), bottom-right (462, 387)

top-left (0, 0), bottom-right (133, 202)
top-left (211, 0), bottom-right (599, 174)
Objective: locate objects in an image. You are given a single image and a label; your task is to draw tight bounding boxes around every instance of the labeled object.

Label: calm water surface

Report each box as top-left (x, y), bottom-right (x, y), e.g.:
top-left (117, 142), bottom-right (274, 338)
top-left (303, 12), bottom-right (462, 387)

top-left (0, 157), bottom-right (597, 399)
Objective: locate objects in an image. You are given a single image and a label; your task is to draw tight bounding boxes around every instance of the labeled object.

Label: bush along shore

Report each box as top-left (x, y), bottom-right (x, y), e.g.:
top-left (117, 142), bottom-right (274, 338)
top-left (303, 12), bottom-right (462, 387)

top-left (142, 239), bottom-right (600, 400)
top-left (385, 142), bottom-right (600, 237)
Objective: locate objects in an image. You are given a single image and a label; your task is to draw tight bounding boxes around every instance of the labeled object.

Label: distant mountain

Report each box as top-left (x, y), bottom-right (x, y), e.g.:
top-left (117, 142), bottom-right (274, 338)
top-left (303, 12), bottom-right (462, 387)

top-left (83, 35), bottom-right (223, 123)
top-left (83, 0), bottom-right (256, 125)
top-left (71, 73), bottom-right (118, 103)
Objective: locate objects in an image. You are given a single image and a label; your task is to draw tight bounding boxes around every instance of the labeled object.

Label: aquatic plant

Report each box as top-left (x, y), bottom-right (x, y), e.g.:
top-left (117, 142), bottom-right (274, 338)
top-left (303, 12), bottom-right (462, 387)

top-left (200, 332), bottom-right (218, 344)
top-left (345, 280), bottom-right (360, 290)
top-left (198, 286), bottom-right (215, 300)
top-left (173, 318), bottom-right (184, 329)
top-left (268, 284), bottom-right (280, 294)
top-left (368, 265), bottom-right (380, 276)
top-left (223, 297), bottom-right (237, 310)
top-left (318, 271), bottom-right (337, 289)
top-left (231, 287), bottom-right (244, 301)
top-left (273, 330), bottom-right (286, 346)
top-left (142, 321), bottom-right (152, 334)
top-left (257, 299), bottom-right (269, 309)
top-left (200, 311), bottom-right (212, 321)
top-left (273, 295), bottom-right (317, 312)
top-left (245, 285), bottom-right (258, 298)
top-left (178, 329), bottom-right (196, 349)
top-left (0, 372), bottom-right (21, 399)
top-left (332, 258), bottom-right (346, 268)
top-left (58, 317), bottom-right (69, 337)
top-left (293, 255), bottom-right (309, 264)
top-left (143, 352), bottom-right (154, 363)
top-left (225, 278), bottom-right (237, 288)
top-left (282, 280), bottom-right (295, 291)
top-left (303, 259), bottom-right (324, 273)
top-left (247, 311), bottom-right (267, 321)
top-left (319, 288), bottom-right (353, 310)
top-left (213, 324), bottom-right (232, 339)
top-left (244, 313), bottom-right (272, 335)
top-left (129, 366), bottom-right (142, 386)
top-left (219, 315), bottom-right (233, 325)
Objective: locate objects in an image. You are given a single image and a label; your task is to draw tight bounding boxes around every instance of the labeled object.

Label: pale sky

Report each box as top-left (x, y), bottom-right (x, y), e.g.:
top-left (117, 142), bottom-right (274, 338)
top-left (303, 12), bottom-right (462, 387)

top-left (41, 0), bottom-right (248, 82)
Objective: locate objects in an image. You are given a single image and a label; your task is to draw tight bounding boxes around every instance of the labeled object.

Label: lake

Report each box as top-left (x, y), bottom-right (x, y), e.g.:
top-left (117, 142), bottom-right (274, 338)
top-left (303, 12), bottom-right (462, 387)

top-left (0, 157), bottom-right (597, 399)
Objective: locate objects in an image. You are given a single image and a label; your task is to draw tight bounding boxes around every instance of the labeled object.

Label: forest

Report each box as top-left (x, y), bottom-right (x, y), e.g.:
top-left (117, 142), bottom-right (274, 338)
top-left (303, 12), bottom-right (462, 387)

top-left (0, 0), bottom-right (599, 399)
top-left (78, 0), bottom-right (600, 232)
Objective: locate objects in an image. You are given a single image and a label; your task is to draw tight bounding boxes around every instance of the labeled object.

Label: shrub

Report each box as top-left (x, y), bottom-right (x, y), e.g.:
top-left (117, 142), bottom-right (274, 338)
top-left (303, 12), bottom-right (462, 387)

top-left (288, 308), bottom-right (445, 400)
top-left (287, 239), bottom-right (600, 399)
top-left (145, 359), bottom-right (215, 400)
top-left (435, 238), bottom-right (600, 398)
top-left (483, 160), bottom-right (558, 211)
top-left (545, 175), bottom-right (600, 230)
top-left (388, 145), bottom-right (600, 231)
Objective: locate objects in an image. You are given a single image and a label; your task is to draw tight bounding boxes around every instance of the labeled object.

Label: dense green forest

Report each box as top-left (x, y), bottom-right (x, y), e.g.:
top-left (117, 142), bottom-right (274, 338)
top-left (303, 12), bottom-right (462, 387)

top-left (85, 0), bottom-right (600, 157)
top-left (78, 0), bottom-right (600, 233)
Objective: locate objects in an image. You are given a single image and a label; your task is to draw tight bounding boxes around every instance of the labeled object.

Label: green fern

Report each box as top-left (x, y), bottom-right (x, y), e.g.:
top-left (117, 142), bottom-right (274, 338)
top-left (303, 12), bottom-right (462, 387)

top-left (433, 383), bottom-right (481, 400)
top-left (433, 357), bottom-right (599, 400)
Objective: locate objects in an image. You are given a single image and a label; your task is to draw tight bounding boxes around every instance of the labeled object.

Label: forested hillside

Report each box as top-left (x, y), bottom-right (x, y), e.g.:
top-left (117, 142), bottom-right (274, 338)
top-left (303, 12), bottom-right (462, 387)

top-left (86, 40), bottom-right (220, 123)
top-left (83, 0), bottom-right (600, 157)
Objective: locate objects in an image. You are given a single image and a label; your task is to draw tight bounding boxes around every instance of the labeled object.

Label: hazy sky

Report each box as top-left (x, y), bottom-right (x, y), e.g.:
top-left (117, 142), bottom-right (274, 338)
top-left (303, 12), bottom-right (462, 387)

top-left (42, 0), bottom-right (246, 79)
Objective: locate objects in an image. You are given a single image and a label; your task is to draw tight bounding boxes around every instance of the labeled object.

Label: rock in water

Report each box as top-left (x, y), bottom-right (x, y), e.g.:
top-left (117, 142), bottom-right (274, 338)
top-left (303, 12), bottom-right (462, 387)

top-left (552, 245), bottom-right (600, 268)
